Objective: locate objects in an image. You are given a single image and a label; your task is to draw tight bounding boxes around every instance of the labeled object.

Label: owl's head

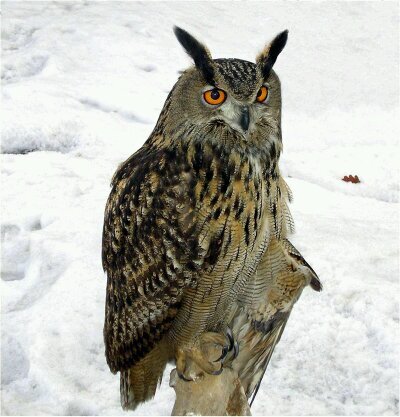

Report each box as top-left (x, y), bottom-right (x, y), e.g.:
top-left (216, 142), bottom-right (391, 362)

top-left (159, 26), bottom-right (288, 149)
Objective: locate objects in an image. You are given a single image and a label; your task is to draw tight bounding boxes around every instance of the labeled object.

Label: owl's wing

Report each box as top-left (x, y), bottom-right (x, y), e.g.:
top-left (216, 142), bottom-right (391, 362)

top-left (102, 144), bottom-right (208, 373)
top-left (231, 238), bottom-right (321, 402)
top-left (281, 238), bottom-right (322, 291)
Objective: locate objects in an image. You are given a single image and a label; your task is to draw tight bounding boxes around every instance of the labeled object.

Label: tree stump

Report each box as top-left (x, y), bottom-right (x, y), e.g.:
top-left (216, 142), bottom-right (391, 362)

top-left (169, 367), bottom-right (251, 416)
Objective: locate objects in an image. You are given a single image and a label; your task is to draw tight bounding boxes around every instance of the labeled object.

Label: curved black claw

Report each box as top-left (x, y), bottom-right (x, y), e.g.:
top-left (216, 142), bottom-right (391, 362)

top-left (213, 328), bottom-right (239, 364)
top-left (224, 327), bottom-right (239, 362)
top-left (177, 371), bottom-right (192, 382)
top-left (226, 327), bottom-right (235, 352)
top-left (214, 344), bottom-right (229, 362)
top-left (212, 366), bottom-right (223, 376)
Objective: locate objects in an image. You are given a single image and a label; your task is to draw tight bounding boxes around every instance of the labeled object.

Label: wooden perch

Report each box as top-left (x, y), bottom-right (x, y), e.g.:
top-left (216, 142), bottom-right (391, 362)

top-left (169, 367), bottom-right (251, 416)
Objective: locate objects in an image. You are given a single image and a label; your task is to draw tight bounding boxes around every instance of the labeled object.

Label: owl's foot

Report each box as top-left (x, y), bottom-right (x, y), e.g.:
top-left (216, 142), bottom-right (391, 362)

top-left (175, 329), bottom-right (239, 381)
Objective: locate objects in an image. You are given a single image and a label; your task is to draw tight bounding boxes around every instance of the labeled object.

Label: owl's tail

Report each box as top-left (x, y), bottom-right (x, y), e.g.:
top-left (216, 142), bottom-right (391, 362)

top-left (120, 343), bottom-right (169, 410)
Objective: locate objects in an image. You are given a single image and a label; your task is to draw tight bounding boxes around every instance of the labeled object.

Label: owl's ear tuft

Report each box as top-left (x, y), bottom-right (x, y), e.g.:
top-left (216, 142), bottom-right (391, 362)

top-left (173, 26), bottom-right (215, 85)
top-left (257, 30), bottom-right (288, 79)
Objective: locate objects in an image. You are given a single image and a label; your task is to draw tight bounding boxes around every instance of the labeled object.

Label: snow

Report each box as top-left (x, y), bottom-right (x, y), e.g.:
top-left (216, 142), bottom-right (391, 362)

top-left (1, 1), bottom-right (398, 415)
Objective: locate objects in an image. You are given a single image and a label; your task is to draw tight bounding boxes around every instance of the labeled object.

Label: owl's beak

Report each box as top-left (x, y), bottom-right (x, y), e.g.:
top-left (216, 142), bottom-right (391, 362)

top-left (239, 106), bottom-right (250, 132)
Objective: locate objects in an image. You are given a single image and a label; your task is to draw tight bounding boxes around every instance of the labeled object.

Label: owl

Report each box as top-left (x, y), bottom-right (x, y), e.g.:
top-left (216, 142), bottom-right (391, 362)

top-left (102, 26), bottom-right (321, 411)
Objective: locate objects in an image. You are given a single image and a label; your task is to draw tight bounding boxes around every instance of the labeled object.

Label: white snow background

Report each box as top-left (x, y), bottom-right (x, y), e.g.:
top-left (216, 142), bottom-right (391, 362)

top-left (1, 1), bottom-right (399, 415)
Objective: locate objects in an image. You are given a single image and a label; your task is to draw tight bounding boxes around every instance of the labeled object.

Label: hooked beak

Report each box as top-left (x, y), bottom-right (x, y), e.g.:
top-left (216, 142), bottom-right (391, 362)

top-left (239, 106), bottom-right (250, 132)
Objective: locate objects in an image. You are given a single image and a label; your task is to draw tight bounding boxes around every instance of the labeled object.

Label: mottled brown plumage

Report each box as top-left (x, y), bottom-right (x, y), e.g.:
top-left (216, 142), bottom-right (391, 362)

top-left (102, 26), bottom-right (320, 410)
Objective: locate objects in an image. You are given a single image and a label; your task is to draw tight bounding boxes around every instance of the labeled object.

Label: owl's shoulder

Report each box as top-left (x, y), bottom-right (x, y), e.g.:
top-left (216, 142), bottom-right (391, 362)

top-left (102, 141), bottom-right (197, 269)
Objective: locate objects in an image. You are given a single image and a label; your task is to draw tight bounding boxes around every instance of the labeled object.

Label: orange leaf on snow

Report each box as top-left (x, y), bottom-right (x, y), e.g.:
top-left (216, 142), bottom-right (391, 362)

top-left (342, 175), bottom-right (360, 183)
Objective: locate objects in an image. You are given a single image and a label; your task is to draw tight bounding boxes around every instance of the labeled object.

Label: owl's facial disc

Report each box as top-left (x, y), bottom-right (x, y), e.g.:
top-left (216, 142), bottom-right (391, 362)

top-left (201, 85), bottom-right (250, 136)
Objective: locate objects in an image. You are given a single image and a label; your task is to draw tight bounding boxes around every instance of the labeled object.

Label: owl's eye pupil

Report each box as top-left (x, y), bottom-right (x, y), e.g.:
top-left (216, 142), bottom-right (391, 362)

top-left (211, 89), bottom-right (220, 100)
top-left (257, 90), bottom-right (262, 98)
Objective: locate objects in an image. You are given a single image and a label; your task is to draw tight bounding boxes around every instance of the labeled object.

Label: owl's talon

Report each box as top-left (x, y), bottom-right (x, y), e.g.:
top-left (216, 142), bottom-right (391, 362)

top-left (223, 327), bottom-right (239, 362)
top-left (226, 327), bottom-right (235, 351)
top-left (214, 345), bottom-right (229, 362)
top-left (177, 371), bottom-right (193, 382)
top-left (211, 366), bottom-right (224, 376)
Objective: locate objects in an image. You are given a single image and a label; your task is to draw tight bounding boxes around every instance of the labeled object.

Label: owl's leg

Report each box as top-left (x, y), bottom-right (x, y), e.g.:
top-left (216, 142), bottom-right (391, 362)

top-left (176, 330), bottom-right (239, 381)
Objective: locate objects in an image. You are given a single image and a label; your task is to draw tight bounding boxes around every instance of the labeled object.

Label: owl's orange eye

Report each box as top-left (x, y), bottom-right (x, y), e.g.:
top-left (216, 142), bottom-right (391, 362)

top-left (256, 86), bottom-right (269, 103)
top-left (203, 88), bottom-right (226, 105)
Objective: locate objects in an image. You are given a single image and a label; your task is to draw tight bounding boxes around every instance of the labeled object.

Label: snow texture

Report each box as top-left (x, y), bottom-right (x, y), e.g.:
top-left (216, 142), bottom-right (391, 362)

top-left (1, 1), bottom-right (399, 415)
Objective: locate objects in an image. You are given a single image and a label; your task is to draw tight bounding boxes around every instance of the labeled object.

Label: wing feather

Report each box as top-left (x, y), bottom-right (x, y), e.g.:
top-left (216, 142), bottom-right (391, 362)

top-left (231, 238), bottom-right (321, 401)
top-left (102, 144), bottom-right (203, 373)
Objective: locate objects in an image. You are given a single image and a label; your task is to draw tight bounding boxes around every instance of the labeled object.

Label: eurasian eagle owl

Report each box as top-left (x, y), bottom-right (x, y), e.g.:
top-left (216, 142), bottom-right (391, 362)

top-left (102, 26), bottom-right (321, 411)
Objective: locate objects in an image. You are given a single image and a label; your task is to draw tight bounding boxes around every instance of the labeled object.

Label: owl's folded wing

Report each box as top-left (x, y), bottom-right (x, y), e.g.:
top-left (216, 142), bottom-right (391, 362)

top-left (231, 238), bottom-right (321, 402)
top-left (102, 145), bottom-right (210, 373)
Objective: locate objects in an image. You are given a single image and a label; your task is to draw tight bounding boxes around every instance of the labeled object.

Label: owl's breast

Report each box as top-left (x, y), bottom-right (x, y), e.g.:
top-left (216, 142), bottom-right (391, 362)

top-left (191, 147), bottom-right (271, 257)
top-left (179, 148), bottom-right (272, 324)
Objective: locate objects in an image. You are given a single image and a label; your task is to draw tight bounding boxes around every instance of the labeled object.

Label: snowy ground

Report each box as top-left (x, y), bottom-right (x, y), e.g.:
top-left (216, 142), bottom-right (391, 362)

top-left (1, 1), bottom-right (399, 415)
